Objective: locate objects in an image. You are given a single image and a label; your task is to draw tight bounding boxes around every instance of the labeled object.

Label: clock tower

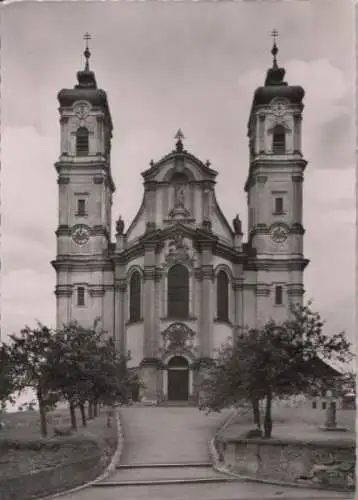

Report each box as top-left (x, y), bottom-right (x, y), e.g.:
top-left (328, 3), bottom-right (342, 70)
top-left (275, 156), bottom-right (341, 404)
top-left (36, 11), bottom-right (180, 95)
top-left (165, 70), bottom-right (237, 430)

top-left (52, 36), bottom-right (116, 331)
top-left (245, 34), bottom-right (309, 325)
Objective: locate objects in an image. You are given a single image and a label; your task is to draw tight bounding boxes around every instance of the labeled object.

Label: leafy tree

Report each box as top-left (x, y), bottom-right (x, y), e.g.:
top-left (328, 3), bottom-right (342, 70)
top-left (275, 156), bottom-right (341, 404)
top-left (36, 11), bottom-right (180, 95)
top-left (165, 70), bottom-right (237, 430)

top-left (8, 324), bottom-right (60, 437)
top-left (0, 342), bottom-right (18, 409)
top-left (46, 322), bottom-right (100, 430)
top-left (47, 321), bottom-right (137, 429)
top-left (200, 301), bottom-right (353, 438)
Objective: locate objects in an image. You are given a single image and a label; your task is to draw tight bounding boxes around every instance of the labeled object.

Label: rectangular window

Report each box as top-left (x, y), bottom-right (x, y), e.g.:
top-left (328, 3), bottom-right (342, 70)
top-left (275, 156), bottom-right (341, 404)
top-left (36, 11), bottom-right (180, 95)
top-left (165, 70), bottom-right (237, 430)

top-left (77, 199), bottom-right (86, 216)
top-left (274, 197), bottom-right (284, 214)
top-left (77, 287), bottom-right (85, 307)
top-left (322, 401), bottom-right (326, 410)
top-left (312, 401), bottom-right (317, 409)
top-left (275, 285), bottom-right (283, 305)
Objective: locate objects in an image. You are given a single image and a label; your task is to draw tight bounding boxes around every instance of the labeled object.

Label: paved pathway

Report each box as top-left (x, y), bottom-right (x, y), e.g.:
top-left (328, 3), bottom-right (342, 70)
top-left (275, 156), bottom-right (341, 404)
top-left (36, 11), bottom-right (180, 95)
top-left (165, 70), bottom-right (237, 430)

top-left (119, 406), bottom-right (231, 465)
top-left (56, 406), bottom-right (353, 500)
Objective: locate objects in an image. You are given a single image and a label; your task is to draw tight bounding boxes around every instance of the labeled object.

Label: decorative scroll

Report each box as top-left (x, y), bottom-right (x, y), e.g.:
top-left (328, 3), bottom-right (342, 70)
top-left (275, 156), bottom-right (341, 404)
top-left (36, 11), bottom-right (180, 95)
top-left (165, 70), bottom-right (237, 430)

top-left (161, 322), bottom-right (195, 352)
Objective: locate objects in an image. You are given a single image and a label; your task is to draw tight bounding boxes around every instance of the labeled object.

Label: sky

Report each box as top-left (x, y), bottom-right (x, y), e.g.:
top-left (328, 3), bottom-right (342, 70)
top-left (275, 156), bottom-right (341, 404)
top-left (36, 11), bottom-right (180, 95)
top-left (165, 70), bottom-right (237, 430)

top-left (1, 0), bottom-right (355, 347)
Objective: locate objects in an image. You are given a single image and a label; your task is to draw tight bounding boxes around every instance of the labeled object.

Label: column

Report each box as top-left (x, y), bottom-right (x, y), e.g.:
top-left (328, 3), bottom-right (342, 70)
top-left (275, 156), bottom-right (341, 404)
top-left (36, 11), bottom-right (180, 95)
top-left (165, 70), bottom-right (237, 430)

top-left (114, 280), bottom-right (126, 354)
top-left (143, 243), bottom-right (156, 359)
top-left (258, 114), bottom-right (265, 152)
top-left (189, 366), bottom-right (194, 397)
top-left (292, 175), bottom-right (303, 227)
top-left (293, 114), bottom-right (302, 153)
top-left (233, 282), bottom-right (241, 339)
top-left (152, 270), bottom-right (162, 357)
top-left (163, 369), bottom-right (168, 399)
top-left (199, 243), bottom-right (214, 357)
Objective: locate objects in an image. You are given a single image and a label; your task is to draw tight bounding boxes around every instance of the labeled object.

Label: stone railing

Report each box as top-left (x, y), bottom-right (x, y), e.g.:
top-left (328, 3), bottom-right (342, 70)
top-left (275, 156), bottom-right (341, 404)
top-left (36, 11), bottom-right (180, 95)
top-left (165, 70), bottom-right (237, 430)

top-left (213, 436), bottom-right (355, 491)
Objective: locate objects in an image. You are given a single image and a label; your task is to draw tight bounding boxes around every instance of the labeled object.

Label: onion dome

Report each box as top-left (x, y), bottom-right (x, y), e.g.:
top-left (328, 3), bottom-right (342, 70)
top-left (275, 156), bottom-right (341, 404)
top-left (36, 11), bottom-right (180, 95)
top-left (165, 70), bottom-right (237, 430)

top-left (252, 33), bottom-right (304, 107)
top-left (57, 34), bottom-right (112, 128)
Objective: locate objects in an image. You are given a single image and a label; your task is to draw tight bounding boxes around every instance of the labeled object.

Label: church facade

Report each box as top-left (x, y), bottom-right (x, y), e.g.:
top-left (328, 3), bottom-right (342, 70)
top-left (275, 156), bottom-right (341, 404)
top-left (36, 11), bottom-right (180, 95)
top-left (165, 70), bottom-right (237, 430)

top-left (52, 41), bottom-right (309, 403)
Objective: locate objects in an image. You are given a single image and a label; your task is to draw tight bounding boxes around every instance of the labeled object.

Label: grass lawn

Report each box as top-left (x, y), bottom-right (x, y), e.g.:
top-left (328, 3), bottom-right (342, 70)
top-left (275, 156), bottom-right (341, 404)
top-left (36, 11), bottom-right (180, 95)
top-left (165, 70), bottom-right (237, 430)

top-left (0, 406), bottom-right (118, 480)
top-left (220, 405), bottom-right (356, 442)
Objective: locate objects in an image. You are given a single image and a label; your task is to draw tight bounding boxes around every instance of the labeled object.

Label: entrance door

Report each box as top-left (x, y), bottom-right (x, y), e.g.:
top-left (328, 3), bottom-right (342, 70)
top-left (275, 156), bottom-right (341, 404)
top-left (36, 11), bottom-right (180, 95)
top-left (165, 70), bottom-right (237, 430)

top-left (167, 356), bottom-right (189, 401)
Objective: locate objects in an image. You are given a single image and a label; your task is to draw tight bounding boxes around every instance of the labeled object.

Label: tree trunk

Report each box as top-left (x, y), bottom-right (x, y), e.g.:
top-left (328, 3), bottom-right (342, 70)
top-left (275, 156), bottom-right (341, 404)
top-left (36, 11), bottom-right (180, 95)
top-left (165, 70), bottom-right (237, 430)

top-left (263, 388), bottom-right (273, 438)
top-left (94, 401), bottom-right (98, 417)
top-left (79, 403), bottom-right (86, 427)
top-left (69, 401), bottom-right (77, 431)
top-left (107, 405), bottom-right (114, 428)
top-left (37, 390), bottom-right (47, 438)
top-left (251, 397), bottom-right (261, 429)
top-left (88, 401), bottom-right (94, 420)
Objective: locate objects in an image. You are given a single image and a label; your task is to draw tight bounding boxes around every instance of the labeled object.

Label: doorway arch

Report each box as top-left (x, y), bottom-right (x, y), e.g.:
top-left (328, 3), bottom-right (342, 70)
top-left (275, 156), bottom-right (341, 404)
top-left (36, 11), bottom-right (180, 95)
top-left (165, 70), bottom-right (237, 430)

top-left (167, 356), bottom-right (189, 401)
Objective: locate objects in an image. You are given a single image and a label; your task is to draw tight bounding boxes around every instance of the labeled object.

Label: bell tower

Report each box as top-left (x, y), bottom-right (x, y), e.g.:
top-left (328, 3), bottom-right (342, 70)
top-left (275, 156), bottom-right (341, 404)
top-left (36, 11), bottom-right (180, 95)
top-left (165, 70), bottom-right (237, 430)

top-left (52, 35), bottom-right (116, 330)
top-left (244, 32), bottom-right (309, 324)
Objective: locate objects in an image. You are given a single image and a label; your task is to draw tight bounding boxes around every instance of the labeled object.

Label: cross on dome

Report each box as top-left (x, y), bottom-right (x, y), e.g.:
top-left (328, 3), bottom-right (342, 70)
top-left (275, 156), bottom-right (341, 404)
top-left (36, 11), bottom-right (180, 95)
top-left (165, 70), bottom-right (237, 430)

top-left (83, 32), bottom-right (92, 71)
top-left (175, 129), bottom-right (185, 152)
top-left (270, 29), bottom-right (279, 68)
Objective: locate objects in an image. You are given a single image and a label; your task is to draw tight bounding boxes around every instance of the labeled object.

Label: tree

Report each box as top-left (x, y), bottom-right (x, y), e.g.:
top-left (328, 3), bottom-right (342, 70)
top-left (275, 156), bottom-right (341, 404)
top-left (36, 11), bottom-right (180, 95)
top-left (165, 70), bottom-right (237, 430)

top-left (0, 342), bottom-right (18, 409)
top-left (200, 301), bottom-right (353, 438)
top-left (47, 322), bottom-right (138, 430)
top-left (46, 322), bottom-right (100, 430)
top-left (8, 324), bottom-right (60, 437)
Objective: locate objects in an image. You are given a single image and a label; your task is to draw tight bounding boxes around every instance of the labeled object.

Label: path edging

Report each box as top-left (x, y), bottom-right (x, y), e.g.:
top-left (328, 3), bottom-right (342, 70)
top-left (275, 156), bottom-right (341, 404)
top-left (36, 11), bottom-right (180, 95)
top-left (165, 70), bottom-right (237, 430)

top-left (209, 408), bottom-right (354, 493)
top-left (37, 408), bottom-right (124, 500)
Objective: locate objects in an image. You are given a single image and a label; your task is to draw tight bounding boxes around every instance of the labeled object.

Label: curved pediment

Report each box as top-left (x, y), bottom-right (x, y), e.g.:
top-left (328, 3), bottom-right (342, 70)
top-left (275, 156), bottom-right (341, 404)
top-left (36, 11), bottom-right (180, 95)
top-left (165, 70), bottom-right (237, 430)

top-left (141, 147), bottom-right (218, 184)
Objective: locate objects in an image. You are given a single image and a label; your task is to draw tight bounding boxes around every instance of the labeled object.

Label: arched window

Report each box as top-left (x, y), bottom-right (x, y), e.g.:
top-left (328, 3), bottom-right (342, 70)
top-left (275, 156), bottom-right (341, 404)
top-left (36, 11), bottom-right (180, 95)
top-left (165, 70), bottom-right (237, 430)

top-left (76, 127), bottom-right (89, 156)
top-left (217, 270), bottom-right (229, 321)
top-left (129, 271), bottom-right (141, 322)
top-left (272, 125), bottom-right (286, 154)
top-left (167, 264), bottom-right (189, 318)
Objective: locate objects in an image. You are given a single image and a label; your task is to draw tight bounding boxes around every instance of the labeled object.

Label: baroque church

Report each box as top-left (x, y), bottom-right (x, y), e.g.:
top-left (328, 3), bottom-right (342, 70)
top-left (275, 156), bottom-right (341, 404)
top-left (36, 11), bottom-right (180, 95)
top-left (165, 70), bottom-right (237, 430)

top-left (52, 38), bottom-right (309, 403)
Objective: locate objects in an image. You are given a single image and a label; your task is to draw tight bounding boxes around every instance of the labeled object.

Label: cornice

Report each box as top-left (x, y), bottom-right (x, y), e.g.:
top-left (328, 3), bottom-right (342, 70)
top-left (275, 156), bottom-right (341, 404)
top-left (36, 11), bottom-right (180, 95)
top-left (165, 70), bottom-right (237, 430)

top-left (56, 225), bottom-right (71, 236)
top-left (115, 279), bottom-right (127, 292)
top-left (57, 176), bottom-right (70, 185)
top-left (52, 257), bottom-right (113, 272)
top-left (255, 283), bottom-right (271, 296)
top-left (244, 258), bottom-right (309, 272)
top-left (55, 285), bottom-right (73, 297)
top-left (88, 285), bottom-right (106, 297)
top-left (286, 284), bottom-right (305, 296)
top-left (195, 265), bottom-right (215, 281)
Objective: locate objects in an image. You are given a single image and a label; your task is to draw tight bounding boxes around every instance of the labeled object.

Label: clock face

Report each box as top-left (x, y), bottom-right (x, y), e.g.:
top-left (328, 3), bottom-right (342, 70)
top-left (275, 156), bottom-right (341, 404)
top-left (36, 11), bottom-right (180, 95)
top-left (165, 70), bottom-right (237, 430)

top-left (272, 102), bottom-right (286, 117)
top-left (72, 224), bottom-right (91, 246)
top-left (74, 103), bottom-right (90, 120)
top-left (271, 224), bottom-right (288, 244)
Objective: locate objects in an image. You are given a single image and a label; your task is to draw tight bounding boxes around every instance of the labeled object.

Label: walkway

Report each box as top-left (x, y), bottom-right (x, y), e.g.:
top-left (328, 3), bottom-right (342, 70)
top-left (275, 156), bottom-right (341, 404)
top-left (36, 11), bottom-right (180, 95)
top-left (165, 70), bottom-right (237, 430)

top-left (56, 406), bottom-right (353, 500)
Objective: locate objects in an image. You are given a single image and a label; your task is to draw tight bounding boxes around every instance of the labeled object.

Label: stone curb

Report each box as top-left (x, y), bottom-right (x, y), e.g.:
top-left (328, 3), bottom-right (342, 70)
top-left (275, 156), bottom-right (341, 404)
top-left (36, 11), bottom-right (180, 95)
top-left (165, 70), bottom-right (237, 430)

top-left (37, 408), bottom-right (124, 500)
top-left (209, 408), bottom-right (354, 494)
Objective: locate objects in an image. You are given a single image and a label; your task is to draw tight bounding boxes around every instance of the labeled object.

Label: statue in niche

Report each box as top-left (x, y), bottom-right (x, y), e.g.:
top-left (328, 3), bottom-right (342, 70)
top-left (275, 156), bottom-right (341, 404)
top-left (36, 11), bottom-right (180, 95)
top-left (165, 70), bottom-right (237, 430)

top-left (233, 214), bottom-right (242, 234)
top-left (175, 183), bottom-right (186, 208)
top-left (116, 216), bottom-right (124, 235)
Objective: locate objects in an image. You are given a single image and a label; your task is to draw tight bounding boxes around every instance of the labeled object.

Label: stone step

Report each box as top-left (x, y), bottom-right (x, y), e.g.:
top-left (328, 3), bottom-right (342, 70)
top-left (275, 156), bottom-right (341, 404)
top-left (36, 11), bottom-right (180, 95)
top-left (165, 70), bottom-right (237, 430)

top-left (94, 477), bottom-right (237, 487)
top-left (98, 465), bottom-right (232, 485)
top-left (117, 462), bottom-right (212, 469)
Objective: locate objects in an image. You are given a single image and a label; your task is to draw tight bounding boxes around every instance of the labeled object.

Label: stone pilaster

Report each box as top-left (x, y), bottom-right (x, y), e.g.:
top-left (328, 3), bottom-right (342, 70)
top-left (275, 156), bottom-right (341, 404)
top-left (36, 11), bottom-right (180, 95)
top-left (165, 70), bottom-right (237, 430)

top-left (233, 281), bottom-right (244, 339)
top-left (255, 282), bottom-right (271, 327)
top-left (114, 280), bottom-right (126, 355)
top-left (199, 243), bottom-right (214, 357)
top-left (258, 114), bottom-right (265, 152)
top-left (143, 243), bottom-right (157, 359)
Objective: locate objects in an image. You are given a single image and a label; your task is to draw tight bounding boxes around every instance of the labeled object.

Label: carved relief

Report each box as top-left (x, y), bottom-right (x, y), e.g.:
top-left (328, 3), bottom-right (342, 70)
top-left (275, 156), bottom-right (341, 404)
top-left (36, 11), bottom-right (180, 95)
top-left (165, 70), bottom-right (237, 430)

top-left (164, 232), bottom-right (196, 266)
top-left (161, 322), bottom-right (195, 353)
